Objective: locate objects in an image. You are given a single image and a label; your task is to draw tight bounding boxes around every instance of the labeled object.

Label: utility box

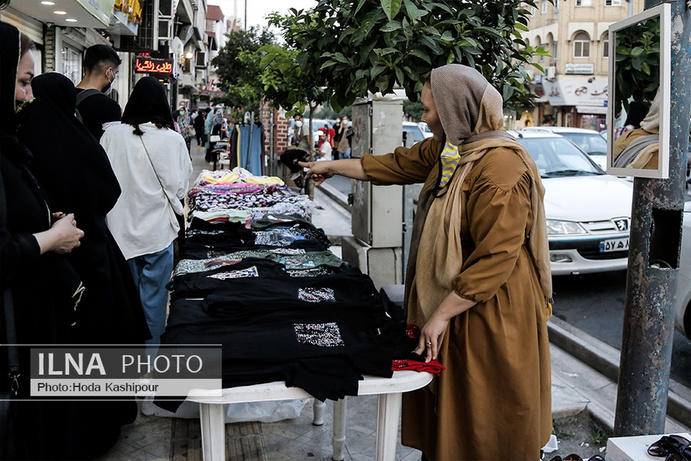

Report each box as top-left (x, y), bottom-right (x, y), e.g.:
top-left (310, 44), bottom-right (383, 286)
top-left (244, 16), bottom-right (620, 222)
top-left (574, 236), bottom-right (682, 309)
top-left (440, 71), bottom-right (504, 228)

top-left (341, 236), bottom-right (403, 290)
top-left (350, 99), bottom-right (403, 248)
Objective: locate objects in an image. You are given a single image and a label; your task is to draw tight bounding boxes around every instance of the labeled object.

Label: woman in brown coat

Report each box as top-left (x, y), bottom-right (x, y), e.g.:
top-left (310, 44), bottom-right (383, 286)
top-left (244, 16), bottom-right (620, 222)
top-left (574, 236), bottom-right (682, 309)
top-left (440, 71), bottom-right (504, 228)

top-left (301, 64), bottom-right (553, 460)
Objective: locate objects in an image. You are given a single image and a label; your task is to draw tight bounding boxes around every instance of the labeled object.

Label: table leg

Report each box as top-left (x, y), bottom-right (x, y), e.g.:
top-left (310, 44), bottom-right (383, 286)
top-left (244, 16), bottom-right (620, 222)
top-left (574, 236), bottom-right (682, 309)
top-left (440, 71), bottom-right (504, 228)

top-left (199, 403), bottom-right (226, 461)
top-left (375, 393), bottom-right (402, 461)
top-left (332, 398), bottom-right (347, 461)
top-left (313, 399), bottom-right (326, 426)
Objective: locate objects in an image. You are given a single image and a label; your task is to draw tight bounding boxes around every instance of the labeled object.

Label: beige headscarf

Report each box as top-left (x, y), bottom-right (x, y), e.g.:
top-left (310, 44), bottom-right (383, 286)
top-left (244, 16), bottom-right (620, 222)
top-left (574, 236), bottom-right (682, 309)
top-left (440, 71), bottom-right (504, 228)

top-left (405, 64), bottom-right (553, 327)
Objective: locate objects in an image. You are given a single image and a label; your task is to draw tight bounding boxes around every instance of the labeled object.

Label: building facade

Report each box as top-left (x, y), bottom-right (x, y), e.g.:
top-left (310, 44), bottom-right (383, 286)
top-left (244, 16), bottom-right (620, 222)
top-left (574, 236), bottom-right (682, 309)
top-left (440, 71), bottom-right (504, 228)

top-left (2, 0), bottom-right (210, 116)
top-left (522, 0), bottom-right (644, 129)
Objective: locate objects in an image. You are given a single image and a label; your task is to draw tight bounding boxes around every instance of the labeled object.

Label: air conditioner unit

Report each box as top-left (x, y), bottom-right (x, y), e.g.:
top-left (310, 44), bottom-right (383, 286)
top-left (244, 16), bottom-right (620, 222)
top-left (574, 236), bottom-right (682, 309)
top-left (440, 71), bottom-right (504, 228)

top-left (546, 66), bottom-right (556, 79)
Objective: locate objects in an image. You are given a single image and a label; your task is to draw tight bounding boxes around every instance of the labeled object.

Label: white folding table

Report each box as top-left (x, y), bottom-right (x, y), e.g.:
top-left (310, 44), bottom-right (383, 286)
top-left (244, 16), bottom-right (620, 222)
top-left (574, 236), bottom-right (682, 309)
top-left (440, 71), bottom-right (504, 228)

top-left (187, 371), bottom-right (433, 461)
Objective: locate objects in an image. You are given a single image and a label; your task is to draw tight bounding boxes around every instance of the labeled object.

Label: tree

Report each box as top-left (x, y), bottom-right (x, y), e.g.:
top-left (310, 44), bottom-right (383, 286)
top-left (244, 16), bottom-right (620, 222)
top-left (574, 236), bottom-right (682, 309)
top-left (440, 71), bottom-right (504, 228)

top-left (614, 16), bottom-right (660, 114)
top-left (211, 27), bottom-right (275, 111)
top-left (276, 0), bottom-right (548, 111)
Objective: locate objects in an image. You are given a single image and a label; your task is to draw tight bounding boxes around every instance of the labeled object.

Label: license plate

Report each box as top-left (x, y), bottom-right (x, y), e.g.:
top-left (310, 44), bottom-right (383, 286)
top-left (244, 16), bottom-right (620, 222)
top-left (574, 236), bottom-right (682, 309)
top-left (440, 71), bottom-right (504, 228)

top-left (599, 237), bottom-right (629, 253)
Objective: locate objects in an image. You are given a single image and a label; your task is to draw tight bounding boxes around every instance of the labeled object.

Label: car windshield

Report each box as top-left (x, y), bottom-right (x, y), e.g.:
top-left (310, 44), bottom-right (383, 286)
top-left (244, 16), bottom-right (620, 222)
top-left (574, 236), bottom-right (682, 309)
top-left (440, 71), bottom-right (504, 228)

top-left (559, 132), bottom-right (607, 156)
top-left (517, 137), bottom-right (604, 178)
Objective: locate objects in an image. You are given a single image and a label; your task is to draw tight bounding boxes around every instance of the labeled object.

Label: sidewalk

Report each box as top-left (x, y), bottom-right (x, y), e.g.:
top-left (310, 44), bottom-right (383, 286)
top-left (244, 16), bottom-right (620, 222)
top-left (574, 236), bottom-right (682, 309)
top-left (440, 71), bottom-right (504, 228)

top-left (93, 145), bottom-right (688, 460)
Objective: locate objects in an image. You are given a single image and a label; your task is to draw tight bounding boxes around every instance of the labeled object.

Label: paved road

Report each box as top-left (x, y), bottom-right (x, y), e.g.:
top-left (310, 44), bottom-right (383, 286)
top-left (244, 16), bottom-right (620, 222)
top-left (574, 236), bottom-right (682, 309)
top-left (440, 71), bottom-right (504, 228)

top-left (553, 270), bottom-right (691, 389)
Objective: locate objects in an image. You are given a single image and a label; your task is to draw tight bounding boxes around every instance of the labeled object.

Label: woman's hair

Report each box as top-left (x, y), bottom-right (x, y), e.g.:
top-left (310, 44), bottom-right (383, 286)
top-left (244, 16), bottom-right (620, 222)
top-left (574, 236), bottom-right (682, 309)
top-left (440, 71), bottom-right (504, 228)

top-left (624, 100), bottom-right (650, 128)
top-left (121, 76), bottom-right (175, 136)
top-left (20, 33), bottom-right (33, 57)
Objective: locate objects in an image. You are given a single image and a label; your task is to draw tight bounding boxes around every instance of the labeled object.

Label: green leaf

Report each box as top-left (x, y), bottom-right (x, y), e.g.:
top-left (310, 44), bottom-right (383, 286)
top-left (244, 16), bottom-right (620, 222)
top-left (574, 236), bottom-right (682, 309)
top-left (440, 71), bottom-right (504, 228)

top-left (440, 31), bottom-right (454, 42)
top-left (631, 47), bottom-right (644, 57)
top-left (381, 0), bottom-right (402, 21)
top-left (408, 48), bottom-right (431, 64)
top-left (641, 61), bottom-right (651, 75)
top-left (403, 0), bottom-right (427, 23)
top-left (395, 66), bottom-right (405, 86)
top-left (514, 23), bottom-right (529, 32)
top-left (354, 0), bottom-right (367, 16)
top-left (380, 21), bottom-right (402, 32)
top-left (371, 65), bottom-right (387, 80)
top-left (320, 60), bottom-right (339, 70)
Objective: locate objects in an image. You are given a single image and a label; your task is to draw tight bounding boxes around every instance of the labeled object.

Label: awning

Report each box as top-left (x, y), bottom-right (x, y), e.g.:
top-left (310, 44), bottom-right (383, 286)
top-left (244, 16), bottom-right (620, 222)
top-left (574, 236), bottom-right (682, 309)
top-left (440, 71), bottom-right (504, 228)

top-left (576, 105), bottom-right (607, 115)
top-left (10, 0), bottom-right (114, 28)
top-left (541, 75), bottom-right (608, 108)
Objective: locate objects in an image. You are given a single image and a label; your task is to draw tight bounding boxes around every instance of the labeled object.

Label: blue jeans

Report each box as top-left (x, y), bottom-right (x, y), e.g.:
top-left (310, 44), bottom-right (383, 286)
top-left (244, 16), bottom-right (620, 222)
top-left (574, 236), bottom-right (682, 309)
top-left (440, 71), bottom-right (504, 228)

top-left (127, 243), bottom-right (174, 354)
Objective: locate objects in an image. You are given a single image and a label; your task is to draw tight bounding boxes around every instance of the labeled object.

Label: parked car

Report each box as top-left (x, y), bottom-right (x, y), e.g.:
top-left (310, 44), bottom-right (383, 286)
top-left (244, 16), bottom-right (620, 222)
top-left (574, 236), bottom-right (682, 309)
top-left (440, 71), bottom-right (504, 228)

top-left (402, 121), bottom-right (426, 146)
top-left (418, 122), bottom-right (434, 139)
top-left (523, 126), bottom-right (608, 170)
top-left (513, 131), bottom-right (634, 275)
top-left (675, 201), bottom-right (691, 338)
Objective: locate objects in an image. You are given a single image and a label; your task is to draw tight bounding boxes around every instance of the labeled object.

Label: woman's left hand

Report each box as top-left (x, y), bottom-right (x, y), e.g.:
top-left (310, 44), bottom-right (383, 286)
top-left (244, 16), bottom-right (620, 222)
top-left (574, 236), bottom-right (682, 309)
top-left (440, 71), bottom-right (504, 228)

top-left (414, 312), bottom-right (449, 362)
top-left (413, 291), bottom-right (476, 363)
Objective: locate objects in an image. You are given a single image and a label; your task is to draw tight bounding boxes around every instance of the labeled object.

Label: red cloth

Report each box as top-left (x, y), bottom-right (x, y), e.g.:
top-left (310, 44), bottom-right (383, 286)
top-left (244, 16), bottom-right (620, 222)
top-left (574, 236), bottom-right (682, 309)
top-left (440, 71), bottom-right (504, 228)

top-left (390, 324), bottom-right (445, 375)
top-left (392, 359), bottom-right (445, 376)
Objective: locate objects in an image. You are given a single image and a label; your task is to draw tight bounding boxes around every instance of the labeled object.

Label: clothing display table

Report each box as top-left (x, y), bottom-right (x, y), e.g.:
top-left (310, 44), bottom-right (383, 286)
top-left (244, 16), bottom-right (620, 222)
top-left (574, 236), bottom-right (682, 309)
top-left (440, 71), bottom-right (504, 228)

top-left (188, 370), bottom-right (433, 461)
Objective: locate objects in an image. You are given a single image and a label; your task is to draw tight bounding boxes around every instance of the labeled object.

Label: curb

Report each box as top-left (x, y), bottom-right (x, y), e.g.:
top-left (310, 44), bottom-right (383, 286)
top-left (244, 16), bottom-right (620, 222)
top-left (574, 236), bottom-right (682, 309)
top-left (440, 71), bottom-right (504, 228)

top-left (317, 183), bottom-right (351, 211)
top-left (548, 316), bottom-right (691, 428)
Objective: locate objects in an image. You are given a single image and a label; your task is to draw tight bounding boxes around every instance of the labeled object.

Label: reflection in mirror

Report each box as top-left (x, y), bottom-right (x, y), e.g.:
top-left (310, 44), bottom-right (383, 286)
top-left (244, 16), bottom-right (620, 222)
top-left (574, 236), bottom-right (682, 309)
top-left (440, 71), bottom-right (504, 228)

top-left (607, 3), bottom-right (670, 179)
top-left (611, 15), bottom-right (660, 170)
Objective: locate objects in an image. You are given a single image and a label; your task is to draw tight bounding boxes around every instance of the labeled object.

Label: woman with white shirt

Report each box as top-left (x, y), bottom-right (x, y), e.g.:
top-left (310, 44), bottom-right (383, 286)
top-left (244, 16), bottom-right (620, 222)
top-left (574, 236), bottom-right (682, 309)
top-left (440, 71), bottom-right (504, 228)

top-left (100, 77), bottom-right (192, 350)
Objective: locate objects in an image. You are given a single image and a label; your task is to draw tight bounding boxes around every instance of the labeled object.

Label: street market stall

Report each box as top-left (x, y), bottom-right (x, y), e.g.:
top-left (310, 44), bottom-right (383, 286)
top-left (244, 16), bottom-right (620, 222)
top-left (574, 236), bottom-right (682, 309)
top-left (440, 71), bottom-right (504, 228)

top-left (159, 168), bottom-right (439, 460)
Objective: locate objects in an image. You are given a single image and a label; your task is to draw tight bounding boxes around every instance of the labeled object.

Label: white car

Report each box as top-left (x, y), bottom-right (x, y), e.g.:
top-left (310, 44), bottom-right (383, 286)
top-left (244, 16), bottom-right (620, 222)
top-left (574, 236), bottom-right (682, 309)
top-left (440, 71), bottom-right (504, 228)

top-left (523, 126), bottom-right (608, 170)
top-left (418, 122), bottom-right (434, 139)
top-left (675, 201), bottom-right (691, 338)
top-left (514, 131), bottom-right (633, 276)
top-left (402, 121), bottom-right (426, 146)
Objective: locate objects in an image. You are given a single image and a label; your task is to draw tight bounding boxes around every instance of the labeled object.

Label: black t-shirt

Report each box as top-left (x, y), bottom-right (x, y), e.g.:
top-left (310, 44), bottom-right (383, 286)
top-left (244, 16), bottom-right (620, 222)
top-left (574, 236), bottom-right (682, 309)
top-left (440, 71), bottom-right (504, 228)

top-left (75, 88), bottom-right (121, 140)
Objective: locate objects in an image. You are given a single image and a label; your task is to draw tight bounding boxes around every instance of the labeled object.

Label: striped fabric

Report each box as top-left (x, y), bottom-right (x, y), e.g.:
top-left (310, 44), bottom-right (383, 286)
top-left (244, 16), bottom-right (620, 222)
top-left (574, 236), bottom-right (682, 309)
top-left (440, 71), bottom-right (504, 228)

top-left (438, 141), bottom-right (461, 189)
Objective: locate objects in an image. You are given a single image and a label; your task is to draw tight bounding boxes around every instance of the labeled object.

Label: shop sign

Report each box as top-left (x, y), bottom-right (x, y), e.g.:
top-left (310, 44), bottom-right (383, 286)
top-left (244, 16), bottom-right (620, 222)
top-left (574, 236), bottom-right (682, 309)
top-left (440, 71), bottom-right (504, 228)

top-left (541, 75), bottom-right (608, 107)
top-left (135, 55), bottom-right (174, 75)
top-left (76, 0), bottom-right (115, 26)
top-left (565, 63), bottom-right (595, 75)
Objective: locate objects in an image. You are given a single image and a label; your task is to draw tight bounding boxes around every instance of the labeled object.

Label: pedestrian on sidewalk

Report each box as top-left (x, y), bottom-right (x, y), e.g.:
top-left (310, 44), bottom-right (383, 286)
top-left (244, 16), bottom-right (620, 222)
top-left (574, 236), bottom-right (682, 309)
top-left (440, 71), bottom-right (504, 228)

top-left (8, 28), bottom-right (143, 459)
top-left (75, 44), bottom-right (122, 140)
top-left (100, 77), bottom-right (192, 355)
top-left (194, 108), bottom-right (207, 145)
top-left (301, 64), bottom-right (553, 461)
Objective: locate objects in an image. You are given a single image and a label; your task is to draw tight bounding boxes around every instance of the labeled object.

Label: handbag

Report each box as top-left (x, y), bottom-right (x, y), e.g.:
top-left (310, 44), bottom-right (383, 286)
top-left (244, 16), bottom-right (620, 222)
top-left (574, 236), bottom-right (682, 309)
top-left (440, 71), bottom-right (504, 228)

top-left (138, 136), bottom-right (186, 262)
top-left (0, 288), bottom-right (21, 459)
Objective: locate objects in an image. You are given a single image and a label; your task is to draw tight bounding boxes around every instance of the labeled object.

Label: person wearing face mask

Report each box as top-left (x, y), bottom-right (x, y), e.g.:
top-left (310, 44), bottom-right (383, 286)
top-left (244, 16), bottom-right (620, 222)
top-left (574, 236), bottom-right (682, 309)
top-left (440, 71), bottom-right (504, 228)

top-left (75, 44), bottom-right (122, 140)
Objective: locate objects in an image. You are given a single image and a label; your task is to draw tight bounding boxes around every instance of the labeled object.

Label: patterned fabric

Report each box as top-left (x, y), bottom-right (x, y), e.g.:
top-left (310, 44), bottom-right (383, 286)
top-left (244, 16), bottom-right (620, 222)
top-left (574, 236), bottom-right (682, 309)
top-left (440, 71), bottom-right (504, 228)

top-left (207, 266), bottom-right (259, 280)
top-left (298, 287), bottom-right (336, 303)
top-left (294, 322), bottom-right (344, 347)
top-left (174, 250), bottom-right (344, 277)
top-left (438, 141), bottom-right (461, 189)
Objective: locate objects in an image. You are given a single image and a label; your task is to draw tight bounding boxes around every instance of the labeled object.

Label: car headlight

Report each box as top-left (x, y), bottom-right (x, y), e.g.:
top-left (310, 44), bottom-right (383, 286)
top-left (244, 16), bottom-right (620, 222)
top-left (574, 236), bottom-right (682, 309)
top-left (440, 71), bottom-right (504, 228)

top-left (546, 220), bottom-right (587, 236)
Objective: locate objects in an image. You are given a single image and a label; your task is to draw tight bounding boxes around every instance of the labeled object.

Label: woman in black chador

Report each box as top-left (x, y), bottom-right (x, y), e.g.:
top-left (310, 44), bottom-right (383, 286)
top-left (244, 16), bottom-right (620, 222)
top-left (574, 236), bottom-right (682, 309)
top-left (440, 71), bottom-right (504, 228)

top-left (17, 72), bottom-right (150, 346)
top-left (0, 22), bottom-right (134, 459)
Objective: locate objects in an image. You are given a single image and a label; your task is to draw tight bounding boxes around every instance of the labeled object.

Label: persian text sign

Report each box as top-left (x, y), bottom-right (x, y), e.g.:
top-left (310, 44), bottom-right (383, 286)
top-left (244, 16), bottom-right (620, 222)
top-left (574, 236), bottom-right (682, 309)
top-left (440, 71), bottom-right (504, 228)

top-left (135, 56), bottom-right (174, 75)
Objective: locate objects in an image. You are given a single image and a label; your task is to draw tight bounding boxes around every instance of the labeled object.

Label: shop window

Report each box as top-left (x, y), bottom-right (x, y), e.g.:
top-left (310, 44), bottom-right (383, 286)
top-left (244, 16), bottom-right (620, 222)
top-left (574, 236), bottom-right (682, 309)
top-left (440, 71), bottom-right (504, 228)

top-left (602, 38), bottom-right (609, 58)
top-left (576, 0), bottom-right (593, 6)
top-left (61, 46), bottom-right (82, 84)
top-left (573, 32), bottom-right (590, 58)
top-left (552, 41), bottom-right (558, 61)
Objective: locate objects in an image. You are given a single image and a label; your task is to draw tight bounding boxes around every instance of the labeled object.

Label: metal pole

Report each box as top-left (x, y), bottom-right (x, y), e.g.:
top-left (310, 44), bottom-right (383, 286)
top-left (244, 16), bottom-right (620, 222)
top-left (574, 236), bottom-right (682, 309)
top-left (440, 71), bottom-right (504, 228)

top-left (244, 0), bottom-right (247, 30)
top-left (614, 0), bottom-right (691, 435)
